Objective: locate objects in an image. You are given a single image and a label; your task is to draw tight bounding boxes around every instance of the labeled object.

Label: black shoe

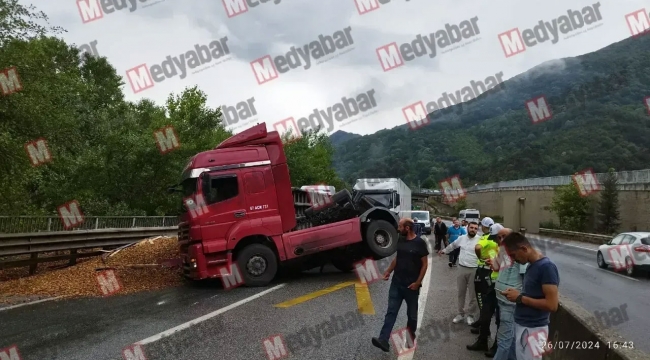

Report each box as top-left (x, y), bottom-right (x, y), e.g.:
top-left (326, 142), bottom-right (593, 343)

top-left (448, 262), bottom-right (453, 267)
top-left (372, 337), bottom-right (390, 352)
top-left (470, 320), bottom-right (480, 328)
top-left (471, 328), bottom-right (480, 334)
top-left (485, 341), bottom-right (498, 357)
top-left (467, 338), bottom-right (489, 351)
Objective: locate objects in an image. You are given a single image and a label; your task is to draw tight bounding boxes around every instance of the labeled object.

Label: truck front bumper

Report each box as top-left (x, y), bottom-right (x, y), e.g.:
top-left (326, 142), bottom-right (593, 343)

top-left (182, 243), bottom-right (209, 280)
top-left (182, 243), bottom-right (233, 281)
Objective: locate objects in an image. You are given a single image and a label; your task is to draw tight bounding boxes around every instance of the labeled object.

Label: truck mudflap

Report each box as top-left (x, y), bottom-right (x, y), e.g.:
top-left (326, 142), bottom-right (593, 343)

top-left (282, 217), bottom-right (362, 259)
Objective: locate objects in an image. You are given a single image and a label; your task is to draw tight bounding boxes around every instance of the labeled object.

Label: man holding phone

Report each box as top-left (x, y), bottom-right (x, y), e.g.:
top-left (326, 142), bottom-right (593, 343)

top-left (500, 232), bottom-right (559, 360)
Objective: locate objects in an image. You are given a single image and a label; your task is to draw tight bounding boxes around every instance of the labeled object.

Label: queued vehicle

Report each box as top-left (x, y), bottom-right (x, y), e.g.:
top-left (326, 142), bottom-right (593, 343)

top-left (398, 210), bottom-right (431, 235)
top-left (596, 232), bottom-right (650, 277)
top-left (458, 209), bottom-right (480, 224)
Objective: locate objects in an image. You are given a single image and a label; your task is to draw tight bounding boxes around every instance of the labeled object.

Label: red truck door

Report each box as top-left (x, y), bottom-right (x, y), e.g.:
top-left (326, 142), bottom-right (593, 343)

top-left (199, 171), bottom-right (246, 253)
top-left (242, 168), bottom-right (278, 222)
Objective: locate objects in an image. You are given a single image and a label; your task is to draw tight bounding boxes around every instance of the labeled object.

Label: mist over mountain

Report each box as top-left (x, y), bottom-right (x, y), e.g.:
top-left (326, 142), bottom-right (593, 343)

top-left (332, 34), bottom-right (650, 189)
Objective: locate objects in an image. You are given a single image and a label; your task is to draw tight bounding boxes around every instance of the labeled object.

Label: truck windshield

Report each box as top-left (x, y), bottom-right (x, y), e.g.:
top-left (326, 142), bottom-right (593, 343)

top-left (411, 212), bottom-right (428, 221)
top-left (364, 193), bottom-right (392, 208)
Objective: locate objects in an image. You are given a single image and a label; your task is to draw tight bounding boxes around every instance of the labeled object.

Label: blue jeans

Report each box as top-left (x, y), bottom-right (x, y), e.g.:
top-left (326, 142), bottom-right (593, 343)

top-left (494, 300), bottom-right (517, 360)
top-left (379, 280), bottom-right (420, 342)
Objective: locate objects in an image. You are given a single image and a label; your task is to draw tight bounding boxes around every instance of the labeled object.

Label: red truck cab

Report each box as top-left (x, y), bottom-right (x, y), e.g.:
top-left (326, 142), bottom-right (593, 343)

top-left (176, 124), bottom-right (399, 286)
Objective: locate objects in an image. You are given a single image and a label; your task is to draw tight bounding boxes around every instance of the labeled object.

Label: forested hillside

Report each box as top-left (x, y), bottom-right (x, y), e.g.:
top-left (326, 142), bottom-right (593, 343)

top-left (0, 2), bottom-right (343, 216)
top-left (333, 34), bottom-right (650, 189)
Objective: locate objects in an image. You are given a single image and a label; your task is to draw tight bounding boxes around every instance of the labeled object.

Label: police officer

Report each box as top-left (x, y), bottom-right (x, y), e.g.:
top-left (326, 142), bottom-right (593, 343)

top-left (467, 218), bottom-right (499, 352)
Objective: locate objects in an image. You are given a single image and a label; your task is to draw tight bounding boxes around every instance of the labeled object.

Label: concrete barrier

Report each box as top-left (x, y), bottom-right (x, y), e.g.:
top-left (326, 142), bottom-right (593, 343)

top-left (547, 296), bottom-right (647, 360)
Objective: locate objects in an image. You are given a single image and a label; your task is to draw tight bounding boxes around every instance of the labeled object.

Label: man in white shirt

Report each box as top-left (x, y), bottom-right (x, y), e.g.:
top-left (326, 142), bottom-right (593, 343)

top-left (438, 221), bottom-right (480, 325)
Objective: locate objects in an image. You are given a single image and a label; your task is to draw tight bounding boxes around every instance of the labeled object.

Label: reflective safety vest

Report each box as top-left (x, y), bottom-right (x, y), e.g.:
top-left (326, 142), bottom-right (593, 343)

top-left (477, 235), bottom-right (499, 280)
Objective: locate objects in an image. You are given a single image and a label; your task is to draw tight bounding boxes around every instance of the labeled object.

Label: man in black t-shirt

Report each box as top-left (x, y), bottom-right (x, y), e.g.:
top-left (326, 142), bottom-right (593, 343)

top-left (372, 218), bottom-right (430, 353)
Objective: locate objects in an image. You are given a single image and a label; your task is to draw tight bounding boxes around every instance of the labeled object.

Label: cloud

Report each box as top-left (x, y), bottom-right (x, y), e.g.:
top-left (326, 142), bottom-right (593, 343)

top-left (31, 0), bottom-right (650, 136)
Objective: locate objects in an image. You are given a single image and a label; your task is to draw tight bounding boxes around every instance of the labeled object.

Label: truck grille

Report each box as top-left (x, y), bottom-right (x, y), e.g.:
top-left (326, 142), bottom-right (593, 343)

top-left (178, 223), bottom-right (190, 242)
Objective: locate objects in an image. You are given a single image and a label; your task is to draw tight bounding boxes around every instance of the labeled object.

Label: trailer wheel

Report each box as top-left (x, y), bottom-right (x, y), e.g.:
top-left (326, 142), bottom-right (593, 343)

top-left (365, 220), bottom-right (398, 258)
top-left (236, 244), bottom-right (278, 287)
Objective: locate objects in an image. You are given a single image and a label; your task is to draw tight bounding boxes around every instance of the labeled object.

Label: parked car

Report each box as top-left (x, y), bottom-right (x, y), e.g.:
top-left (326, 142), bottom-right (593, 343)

top-left (596, 232), bottom-right (650, 277)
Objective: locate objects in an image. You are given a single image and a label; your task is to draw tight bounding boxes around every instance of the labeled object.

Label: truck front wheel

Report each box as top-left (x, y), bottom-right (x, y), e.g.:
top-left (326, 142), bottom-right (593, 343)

top-left (365, 220), bottom-right (399, 258)
top-left (236, 244), bottom-right (278, 287)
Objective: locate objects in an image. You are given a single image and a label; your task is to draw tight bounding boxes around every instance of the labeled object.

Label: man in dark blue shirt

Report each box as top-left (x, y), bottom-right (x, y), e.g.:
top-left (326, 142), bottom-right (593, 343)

top-left (372, 218), bottom-right (429, 353)
top-left (501, 232), bottom-right (559, 360)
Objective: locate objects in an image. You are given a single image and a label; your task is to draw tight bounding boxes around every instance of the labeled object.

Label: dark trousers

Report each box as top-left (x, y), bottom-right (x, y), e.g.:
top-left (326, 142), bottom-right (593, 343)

top-left (449, 247), bottom-right (460, 264)
top-left (434, 234), bottom-right (445, 251)
top-left (474, 267), bottom-right (499, 340)
top-left (379, 280), bottom-right (420, 342)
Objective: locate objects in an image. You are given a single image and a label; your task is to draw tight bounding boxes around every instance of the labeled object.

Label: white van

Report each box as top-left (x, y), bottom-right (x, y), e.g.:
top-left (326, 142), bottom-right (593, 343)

top-left (458, 209), bottom-right (480, 224)
top-left (398, 210), bottom-right (431, 234)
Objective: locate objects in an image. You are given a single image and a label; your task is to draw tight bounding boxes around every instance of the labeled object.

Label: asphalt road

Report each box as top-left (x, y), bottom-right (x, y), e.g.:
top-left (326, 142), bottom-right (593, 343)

top-left (527, 234), bottom-right (650, 352)
top-left (2, 230), bottom-right (648, 359)
top-left (0, 236), bottom-right (491, 360)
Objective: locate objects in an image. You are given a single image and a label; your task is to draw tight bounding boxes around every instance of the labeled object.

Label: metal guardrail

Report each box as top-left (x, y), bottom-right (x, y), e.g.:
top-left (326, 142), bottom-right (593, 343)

top-left (467, 168), bottom-right (650, 192)
top-left (0, 227), bottom-right (179, 272)
top-left (0, 216), bottom-right (179, 233)
top-left (538, 228), bottom-right (611, 244)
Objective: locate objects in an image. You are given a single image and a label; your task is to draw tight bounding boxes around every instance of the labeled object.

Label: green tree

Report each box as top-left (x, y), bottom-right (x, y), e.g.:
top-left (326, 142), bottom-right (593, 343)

top-left (596, 168), bottom-right (620, 234)
top-left (0, 3), bottom-right (346, 217)
top-left (0, 0), bottom-right (65, 46)
top-left (550, 184), bottom-right (591, 232)
top-left (283, 130), bottom-right (346, 191)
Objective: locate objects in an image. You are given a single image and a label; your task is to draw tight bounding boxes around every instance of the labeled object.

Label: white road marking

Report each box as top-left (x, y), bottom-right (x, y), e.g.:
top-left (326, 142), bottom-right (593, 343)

top-left (135, 284), bottom-right (286, 345)
top-left (0, 297), bottom-right (61, 312)
top-left (582, 263), bottom-right (639, 281)
top-left (398, 236), bottom-right (433, 360)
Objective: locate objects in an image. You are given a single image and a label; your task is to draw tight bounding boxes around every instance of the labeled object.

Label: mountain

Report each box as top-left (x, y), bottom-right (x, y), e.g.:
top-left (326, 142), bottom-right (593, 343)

top-left (329, 130), bottom-right (361, 146)
top-left (332, 34), bottom-right (650, 189)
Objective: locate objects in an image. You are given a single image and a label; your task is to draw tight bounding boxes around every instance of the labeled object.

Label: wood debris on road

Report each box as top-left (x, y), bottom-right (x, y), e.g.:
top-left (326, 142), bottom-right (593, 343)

top-left (0, 236), bottom-right (184, 301)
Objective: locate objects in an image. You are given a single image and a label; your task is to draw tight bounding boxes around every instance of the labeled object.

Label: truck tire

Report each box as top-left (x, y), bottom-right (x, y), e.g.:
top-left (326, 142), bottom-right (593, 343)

top-left (364, 220), bottom-right (398, 258)
top-left (305, 189), bottom-right (352, 217)
top-left (236, 244), bottom-right (278, 287)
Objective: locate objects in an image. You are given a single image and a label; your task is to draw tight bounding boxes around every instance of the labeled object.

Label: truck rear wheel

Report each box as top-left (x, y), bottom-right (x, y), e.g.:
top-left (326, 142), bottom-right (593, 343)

top-left (236, 244), bottom-right (278, 287)
top-left (365, 220), bottom-right (398, 258)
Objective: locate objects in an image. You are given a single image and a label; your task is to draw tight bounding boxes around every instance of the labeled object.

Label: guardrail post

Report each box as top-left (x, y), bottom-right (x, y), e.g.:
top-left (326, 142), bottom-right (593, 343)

top-left (132, 217), bottom-right (136, 228)
top-left (95, 218), bottom-right (99, 230)
top-left (69, 249), bottom-right (78, 265)
top-left (47, 218), bottom-right (52, 231)
top-left (162, 217), bottom-right (165, 226)
top-left (29, 253), bottom-right (38, 275)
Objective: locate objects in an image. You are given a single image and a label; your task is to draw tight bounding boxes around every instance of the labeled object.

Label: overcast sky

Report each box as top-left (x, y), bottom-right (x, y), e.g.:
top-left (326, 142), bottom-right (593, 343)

top-left (28, 0), bottom-right (650, 136)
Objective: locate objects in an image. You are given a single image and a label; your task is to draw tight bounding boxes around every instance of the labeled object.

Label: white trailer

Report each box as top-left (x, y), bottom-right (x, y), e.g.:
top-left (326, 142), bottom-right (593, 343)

top-left (353, 178), bottom-right (411, 213)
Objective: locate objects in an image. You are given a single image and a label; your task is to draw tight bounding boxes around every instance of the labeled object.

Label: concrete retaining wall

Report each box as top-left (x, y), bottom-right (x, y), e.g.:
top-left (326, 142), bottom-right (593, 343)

top-left (464, 188), bottom-right (650, 232)
top-left (547, 297), bottom-right (646, 360)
